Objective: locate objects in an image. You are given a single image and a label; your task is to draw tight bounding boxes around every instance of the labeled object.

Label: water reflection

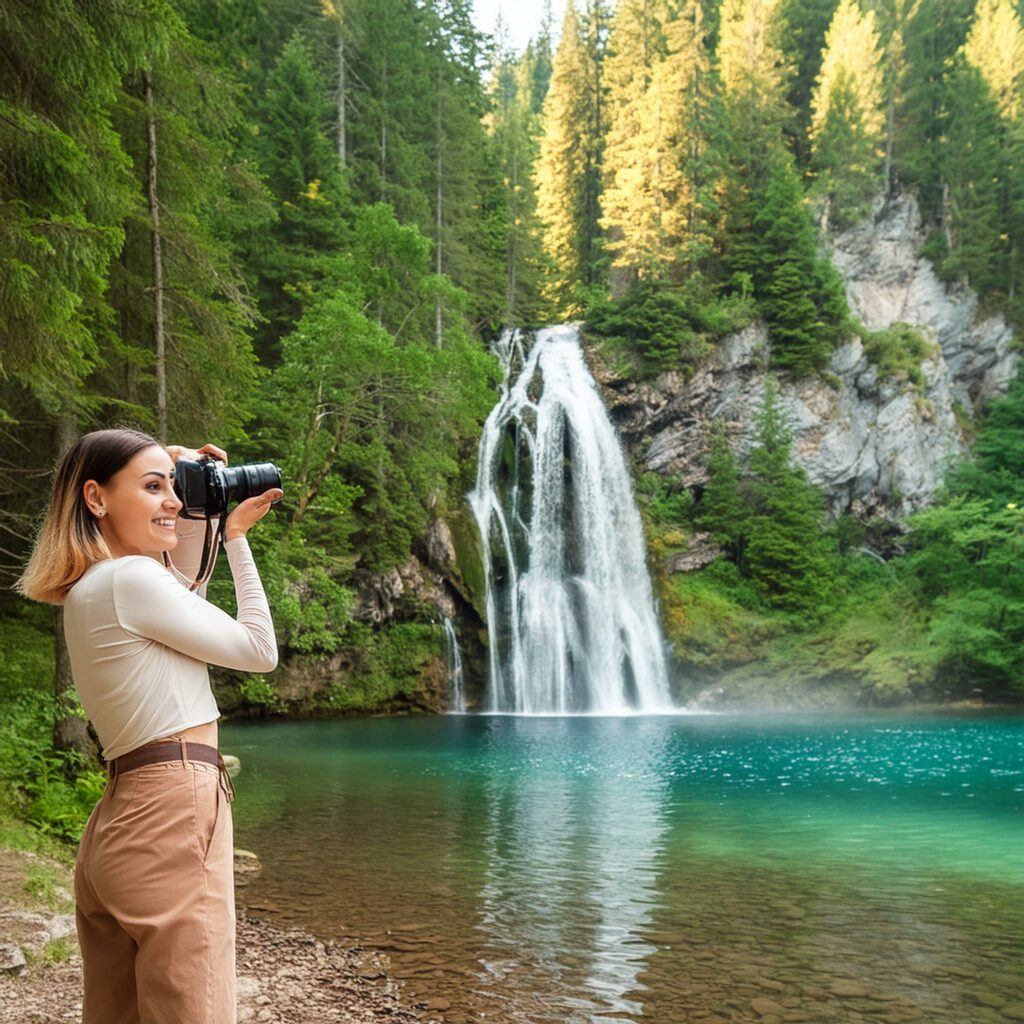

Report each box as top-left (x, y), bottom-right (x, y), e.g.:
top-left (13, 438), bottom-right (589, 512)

top-left (473, 717), bottom-right (670, 1022)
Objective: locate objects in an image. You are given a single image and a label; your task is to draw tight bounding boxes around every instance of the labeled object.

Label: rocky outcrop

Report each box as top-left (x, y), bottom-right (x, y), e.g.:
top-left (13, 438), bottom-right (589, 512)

top-left (590, 191), bottom-right (1019, 520)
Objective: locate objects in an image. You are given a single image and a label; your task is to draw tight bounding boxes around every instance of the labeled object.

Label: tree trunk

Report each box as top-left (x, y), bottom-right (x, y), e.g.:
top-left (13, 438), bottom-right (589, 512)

top-left (435, 60), bottom-right (443, 348)
top-left (337, 14), bottom-right (346, 167)
top-left (143, 69), bottom-right (167, 443)
top-left (53, 411), bottom-right (96, 762)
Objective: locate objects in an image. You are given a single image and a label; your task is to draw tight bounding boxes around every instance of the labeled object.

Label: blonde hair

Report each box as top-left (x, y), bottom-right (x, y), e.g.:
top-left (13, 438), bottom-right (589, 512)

top-left (14, 427), bottom-right (162, 605)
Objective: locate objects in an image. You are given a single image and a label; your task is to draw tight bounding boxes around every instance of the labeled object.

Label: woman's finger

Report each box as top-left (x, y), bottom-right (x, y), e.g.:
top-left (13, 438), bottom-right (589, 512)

top-left (197, 442), bottom-right (228, 465)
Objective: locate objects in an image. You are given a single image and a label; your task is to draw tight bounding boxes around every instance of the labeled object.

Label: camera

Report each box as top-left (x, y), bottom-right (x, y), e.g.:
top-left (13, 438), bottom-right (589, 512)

top-left (173, 456), bottom-right (282, 520)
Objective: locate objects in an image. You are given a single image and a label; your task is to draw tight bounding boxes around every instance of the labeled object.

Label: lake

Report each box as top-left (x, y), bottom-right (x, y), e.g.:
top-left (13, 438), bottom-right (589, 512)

top-left (222, 709), bottom-right (1024, 1024)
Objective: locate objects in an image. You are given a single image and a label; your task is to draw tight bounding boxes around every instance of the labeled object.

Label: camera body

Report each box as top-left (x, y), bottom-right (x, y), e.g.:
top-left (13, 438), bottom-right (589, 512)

top-left (173, 456), bottom-right (282, 520)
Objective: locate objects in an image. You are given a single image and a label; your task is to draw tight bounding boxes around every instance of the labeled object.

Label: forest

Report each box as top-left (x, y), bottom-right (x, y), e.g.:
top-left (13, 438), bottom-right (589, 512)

top-left (1, 0), bottom-right (1023, 840)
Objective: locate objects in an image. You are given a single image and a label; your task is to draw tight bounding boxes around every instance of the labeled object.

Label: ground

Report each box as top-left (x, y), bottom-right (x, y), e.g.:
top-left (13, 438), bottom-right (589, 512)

top-left (0, 844), bottom-right (437, 1024)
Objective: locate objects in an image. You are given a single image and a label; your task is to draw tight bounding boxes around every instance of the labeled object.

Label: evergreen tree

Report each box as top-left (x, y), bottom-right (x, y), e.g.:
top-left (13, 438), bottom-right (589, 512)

top-left (961, 0), bottom-right (1024, 319)
top-left (484, 25), bottom-right (546, 325)
top-left (808, 0), bottom-right (886, 230)
top-left (245, 31), bottom-right (351, 363)
top-left (698, 419), bottom-right (750, 567)
top-left (934, 55), bottom-right (1005, 297)
top-left (422, 0), bottom-right (506, 340)
top-left (0, 0), bottom-right (177, 418)
top-left (105, 11), bottom-right (271, 440)
top-left (534, 0), bottom-right (607, 316)
top-left (744, 378), bottom-right (836, 613)
top-left (776, 0), bottom-right (844, 165)
top-left (599, 0), bottom-right (669, 286)
top-left (895, 0), bottom-right (975, 221)
top-left (654, 1), bottom-right (727, 282)
top-left (717, 0), bottom-right (799, 301)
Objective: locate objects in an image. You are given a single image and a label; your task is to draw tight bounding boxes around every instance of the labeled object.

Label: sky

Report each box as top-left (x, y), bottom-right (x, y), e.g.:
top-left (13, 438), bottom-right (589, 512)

top-left (472, 0), bottom-right (566, 54)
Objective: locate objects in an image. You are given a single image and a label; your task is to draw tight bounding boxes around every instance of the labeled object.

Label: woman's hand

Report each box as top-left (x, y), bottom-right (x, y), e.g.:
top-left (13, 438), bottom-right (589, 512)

top-left (164, 443), bottom-right (228, 468)
top-left (225, 488), bottom-right (284, 541)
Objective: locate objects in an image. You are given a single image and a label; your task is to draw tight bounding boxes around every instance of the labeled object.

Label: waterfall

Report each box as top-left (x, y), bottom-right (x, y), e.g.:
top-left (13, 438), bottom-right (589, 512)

top-left (442, 616), bottom-right (466, 713)
top-left (467, 323), bottom-right (675, 714)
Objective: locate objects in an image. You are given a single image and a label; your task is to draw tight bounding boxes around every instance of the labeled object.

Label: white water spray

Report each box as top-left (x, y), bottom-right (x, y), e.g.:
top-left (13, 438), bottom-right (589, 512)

top-left (467, 324), bottom-right (675, 714)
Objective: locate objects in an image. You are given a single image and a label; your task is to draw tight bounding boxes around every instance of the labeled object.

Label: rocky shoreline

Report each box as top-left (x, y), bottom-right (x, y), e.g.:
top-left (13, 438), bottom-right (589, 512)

top-left (0, 843), bottom-right (436, 1024)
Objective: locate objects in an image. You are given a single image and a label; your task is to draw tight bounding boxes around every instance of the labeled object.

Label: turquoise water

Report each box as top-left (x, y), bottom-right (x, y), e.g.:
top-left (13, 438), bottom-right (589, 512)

top-left (223, 710), bottom-right (1024, 1023)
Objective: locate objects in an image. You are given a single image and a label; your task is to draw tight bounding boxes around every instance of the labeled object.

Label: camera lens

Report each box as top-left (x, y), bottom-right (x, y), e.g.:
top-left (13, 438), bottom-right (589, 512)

top-left (221, 462), bottom-right (282, 505)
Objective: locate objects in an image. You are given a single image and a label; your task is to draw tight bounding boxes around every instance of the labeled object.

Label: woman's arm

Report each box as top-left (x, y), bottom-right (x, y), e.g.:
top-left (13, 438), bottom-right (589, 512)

top-left (111, 536), bottom-right (278, 673)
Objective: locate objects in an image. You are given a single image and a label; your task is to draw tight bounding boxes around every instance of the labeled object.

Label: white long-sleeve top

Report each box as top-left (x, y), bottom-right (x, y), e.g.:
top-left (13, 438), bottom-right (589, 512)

top-left (62, 516), bottom-right (278, 762)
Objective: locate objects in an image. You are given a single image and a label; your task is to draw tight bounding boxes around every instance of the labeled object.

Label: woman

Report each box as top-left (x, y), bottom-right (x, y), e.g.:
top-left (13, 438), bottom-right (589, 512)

top-left (14, 426), bottom-right (284, 1024)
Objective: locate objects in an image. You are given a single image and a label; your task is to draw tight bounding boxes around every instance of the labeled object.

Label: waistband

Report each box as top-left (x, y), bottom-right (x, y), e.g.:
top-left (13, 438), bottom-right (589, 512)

top-left (107, 738), bottom-right (236, 802)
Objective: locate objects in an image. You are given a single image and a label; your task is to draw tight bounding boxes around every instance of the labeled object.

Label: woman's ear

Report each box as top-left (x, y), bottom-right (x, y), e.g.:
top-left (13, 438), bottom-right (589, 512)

top-left (82, 480), bottom-right (105, 517)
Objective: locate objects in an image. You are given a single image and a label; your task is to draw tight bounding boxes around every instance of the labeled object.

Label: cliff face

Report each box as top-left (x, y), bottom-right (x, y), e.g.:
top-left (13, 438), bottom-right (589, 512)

top-left (590, 192), bottom-right (1019, 522)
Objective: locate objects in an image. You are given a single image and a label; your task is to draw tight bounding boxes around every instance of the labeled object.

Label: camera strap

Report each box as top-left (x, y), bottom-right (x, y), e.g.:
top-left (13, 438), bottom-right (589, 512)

top-left (163, 515), bottom-right (228, 593)
top-left (194, 514), bottom-right (227, 588)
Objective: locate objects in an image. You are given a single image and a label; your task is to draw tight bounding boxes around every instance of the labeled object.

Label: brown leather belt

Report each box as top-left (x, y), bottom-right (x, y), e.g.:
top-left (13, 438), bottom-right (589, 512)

top-left (107, 738), bottom-right (236, 802)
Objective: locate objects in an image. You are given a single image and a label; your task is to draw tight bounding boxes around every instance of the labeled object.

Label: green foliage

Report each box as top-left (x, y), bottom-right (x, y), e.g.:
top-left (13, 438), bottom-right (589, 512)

top-left (697, 420), bottom-right (749, 563)
top-left (751, 159), bottom-right (852, 377)
top-left (0, 688), bottom-right (106, 843)
top-left (900, 495), bottom-right (1024, 687)
top-left (324, 622), bottom-right (441, 711)
top-left (695, 378), bottom-right (839, 618)
top-left (636, 471), bottom-right (695, 525)
top-left (855, 320), bottom-right (937, 390)
top-left (586, 274), bottom-right (754, 377)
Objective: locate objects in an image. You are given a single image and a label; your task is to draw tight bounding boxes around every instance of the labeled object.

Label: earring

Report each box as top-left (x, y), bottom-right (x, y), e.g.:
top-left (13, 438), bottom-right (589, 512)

top-left (97, 510), bottom-right (106, 518)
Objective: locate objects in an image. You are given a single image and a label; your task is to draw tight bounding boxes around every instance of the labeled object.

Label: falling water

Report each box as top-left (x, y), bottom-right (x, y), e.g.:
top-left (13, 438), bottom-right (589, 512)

top-left (442, 616), bottom-right (466, 713)
top-left (467, 323), bottom-right (675, 714)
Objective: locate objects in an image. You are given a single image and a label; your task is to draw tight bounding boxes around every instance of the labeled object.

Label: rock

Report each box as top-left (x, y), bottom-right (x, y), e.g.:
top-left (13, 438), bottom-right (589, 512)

top-left (0, 942), bottom-right (26, 975)
top-left (44, 913), bottom-right (76, 942)
top-left (751, 997), bottom-right (786, 1016)
top-left (830, 980), bottom-right (872, 998)
top-left (587, 191), bottom-right (1019, 525)
top-left (233, 849), bottom-right (262, 887)
top-left (236, 974), bottom-right (261, 1000)
top-left (664, 532), bottom-right (721, 574)
top-left (421, 517), bottom-right (457, 574)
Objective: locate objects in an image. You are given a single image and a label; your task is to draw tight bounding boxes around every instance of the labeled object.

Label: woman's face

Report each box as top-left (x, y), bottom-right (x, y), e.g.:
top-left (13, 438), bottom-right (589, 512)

top-left (83, 445), bottom-right (184, 559)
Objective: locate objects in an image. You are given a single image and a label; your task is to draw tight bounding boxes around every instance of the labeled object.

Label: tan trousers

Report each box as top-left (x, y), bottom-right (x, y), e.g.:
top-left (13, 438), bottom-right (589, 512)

top-left (74, 750), bottom-right (236, 1023)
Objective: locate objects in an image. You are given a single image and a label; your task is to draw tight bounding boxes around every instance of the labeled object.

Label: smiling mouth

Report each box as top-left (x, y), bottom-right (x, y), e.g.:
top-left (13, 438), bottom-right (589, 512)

top-left (153, 518), bottom-right (177, 529)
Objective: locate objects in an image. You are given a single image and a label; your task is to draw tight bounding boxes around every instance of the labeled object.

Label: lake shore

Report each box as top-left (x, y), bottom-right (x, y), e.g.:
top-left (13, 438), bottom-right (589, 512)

top-left (0, 842), bottom-right (435, 1024)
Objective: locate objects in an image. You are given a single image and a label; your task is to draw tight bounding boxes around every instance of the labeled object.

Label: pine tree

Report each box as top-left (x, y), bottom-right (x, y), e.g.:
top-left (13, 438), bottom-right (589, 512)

top-left (422, 0), bottom-right (506, 341)
top-left (717, 0), bottom-right (799, 299)
top-left (655, 1), bottom-right (726, 281)
top-left (0, 0), bottom-right (177, 417)
top-left (809, 0), bottom-right (886, 230)
top-left (895, 0), bottom-right (975, 221)
top-left (105, 12), bottom-right (271, 441)
top-left (484, 24), bottom-right (546, 325)
top-left (961, 0), bottom-right (1024, 318)
top-left (776, 0), bottom-right (848, 165)
top-left (534, 0), bottom-right (607, 316)
top-left (936, 55), bottom-right (1005, 296)
top-left (745, 378), bottom-right (836, 613)
top-left (755, 159), bottom-right (850, 376)
top-left (599, 0), bottom-right (669, 286)
top-left (698, 419), bottom-right (750, 567)
top-left (245, 31), bottom-right (351, 362)
top-left (962, 0), bottom-right (1024, 122)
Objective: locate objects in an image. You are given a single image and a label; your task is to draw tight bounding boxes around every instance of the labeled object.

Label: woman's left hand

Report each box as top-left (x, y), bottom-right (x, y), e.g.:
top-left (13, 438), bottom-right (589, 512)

top-left (164, 443), bottom-right (228, 467)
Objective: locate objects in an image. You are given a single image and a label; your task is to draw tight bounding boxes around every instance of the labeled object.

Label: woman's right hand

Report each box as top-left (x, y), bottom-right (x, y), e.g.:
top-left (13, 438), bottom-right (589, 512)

top-left (225, 488), bottom-right (284, 541)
